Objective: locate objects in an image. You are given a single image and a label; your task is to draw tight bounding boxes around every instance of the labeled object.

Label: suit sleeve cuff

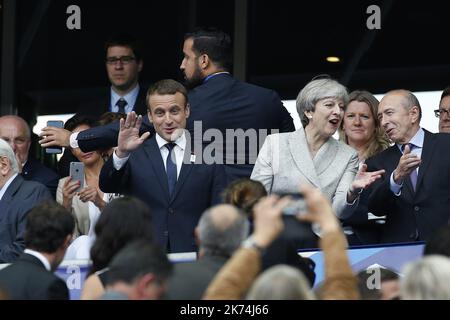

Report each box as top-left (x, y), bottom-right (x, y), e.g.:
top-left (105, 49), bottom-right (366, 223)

top-left (113, 149), bottom-right (130, 170)
top-left (69, 132), bottom-right (79, 148)
top-left (390, 172), bottom-right (402, 196)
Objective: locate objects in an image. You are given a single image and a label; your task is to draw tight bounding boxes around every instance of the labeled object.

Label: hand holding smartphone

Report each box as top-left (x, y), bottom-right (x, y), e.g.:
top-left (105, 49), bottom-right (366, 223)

top-left (45, 120), bottom-right (64, 154)
top-left (69, 162), bottom-right (85, 192)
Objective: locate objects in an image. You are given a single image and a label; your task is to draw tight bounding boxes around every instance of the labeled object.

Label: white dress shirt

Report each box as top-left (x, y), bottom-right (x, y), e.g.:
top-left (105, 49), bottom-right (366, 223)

top-left (24, 248), bottom-right (51, 271)
top-left (0, 173), bottom-right (18, 201)
top-left (390, 127), bottom-right (424, 195)
top-left (113, 132), bottom-right (186, 178)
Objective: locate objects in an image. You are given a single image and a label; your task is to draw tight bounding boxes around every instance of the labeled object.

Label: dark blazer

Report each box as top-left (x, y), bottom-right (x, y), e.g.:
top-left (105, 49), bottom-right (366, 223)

top-left (22, 157), bottom-right (59, 198)
top-left (0, 175), bottom-right (53, 263)
top-left (364, 130), bottom-right (450, 243)
top-left (99, 135), bottom-right (227, 253)
top-left (186, 73), bottom-right (295, 182)
top-left (76, 85), bottom-right (148, 118)
top-left (0, 253), bottom-right (69, 299)
top-left (166, 254), bottom-right (228, 300)
top-left (77, 74), bottom-right (295, 183)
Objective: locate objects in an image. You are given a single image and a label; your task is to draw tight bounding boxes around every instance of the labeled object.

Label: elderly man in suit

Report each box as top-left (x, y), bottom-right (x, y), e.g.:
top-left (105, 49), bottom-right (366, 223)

top-left (0, 201), bottom-right (74, 299)
top-left (365, 89), bottom-right (450, 243)
top-left (40, 28), bottom-right (294, 184)
top-left (99, 79), bottom-right (226, 253)
top-left (0, 115), bottom-right (59, 198)
top-left (0, 138), bottom-right (53, 263)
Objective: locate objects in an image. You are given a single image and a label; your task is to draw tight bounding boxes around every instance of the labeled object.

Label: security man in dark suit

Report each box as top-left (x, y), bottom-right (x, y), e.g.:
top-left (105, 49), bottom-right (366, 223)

top-left (40, 28), bottom-right (294, 183)
top-left (99, 79), bottom-right (226, 253)
top-left (0, 201), bottom-right (74, 299)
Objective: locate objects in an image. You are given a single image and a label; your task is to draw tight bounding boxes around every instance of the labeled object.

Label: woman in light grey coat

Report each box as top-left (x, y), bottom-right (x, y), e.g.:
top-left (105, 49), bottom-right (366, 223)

top-left (251, 78), bottom-right (384, 219)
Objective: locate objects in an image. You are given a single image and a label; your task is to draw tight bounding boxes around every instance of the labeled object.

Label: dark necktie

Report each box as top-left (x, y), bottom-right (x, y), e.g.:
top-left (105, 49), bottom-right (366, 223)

top-left (165, 143), bottom-right (177, 195)
top-left (402, 143), bottom-right (418, 191)
top-left (116, 98), bottom-right (128, 114)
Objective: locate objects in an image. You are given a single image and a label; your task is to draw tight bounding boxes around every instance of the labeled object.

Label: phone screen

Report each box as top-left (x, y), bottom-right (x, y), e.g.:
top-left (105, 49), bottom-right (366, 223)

top-left (46, 120), bottom-right (64, 154)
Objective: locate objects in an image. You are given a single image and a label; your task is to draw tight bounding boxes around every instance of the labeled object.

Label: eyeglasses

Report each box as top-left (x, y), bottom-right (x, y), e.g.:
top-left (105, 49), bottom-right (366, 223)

top-left (434, 108), bottom-right (450, 118)
top-left (106, 56), bottom-right (136, 65)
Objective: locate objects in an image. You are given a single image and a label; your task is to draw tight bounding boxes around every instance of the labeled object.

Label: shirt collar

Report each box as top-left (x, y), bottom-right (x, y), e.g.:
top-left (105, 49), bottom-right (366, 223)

top-left (396, 127), bottom-right (424, 151)
top-left (155, 131), bottom-right (186, 150)
top-left (0, 173), bottom-right (18, 201)
top-left (24, 249), bottom-right (52, 271)
top-left (111, 84), bottom-right (140, 110)
top-left (203, 71), bottom-right (230, 83)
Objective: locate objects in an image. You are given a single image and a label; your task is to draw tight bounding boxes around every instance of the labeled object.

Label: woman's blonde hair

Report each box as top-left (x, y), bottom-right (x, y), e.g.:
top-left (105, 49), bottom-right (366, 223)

top-left (339, 90), bottom-right (390, 159)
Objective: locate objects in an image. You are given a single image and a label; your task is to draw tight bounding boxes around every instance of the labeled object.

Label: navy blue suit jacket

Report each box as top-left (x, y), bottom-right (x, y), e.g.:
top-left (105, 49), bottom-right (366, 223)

top-left (78, 74), bottom-right (295, 183)
top-left (0, 253), bottom-right (69, 299)
top-left (22, 157), bottom-right (59, 198)
top-left (99, 135), bottom-right (227, 253)
top-left (364, 130), bottom-right (450, 243)
top-left (0, 175), bottom-right (53, 263)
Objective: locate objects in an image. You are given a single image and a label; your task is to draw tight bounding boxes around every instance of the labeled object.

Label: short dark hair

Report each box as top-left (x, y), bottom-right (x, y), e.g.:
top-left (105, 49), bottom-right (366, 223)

top-left (98, 111), bottom-right (127, 126)
top-left (147, 79), bottom-right (188, 108)
top-left (64, 114), bottom-right (98, 132)
top-left (441, 86), bottom-right (450, 102)
top-left (184, 27), bottom-right (232, 71)
top-left (24, 201), bottom-right (75, 253)
top-left (222, 178), bottom-right (267, 217)
top-left (106, 240), bottom-right (172, 285)
top-left (104, 33), bottom-right (143, 62)
top-left (90, 196), bottom-right (154, 273)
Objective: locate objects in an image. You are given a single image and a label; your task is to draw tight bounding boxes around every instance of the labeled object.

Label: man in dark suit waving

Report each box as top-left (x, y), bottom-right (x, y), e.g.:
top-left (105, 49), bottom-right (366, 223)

top-left (99, 79), bottom-right (226, 253)
top-left (364, 89), bottom-right (450, 243)
top-left (0, 202), bottom-right (74, 299)
top-left (40, 28), bottom-right (294, 183)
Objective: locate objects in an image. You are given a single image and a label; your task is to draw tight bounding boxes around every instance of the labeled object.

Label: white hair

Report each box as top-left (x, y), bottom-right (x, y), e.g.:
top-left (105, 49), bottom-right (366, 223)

top-left (246, 265), bottom-right (316, 300)
top-left (0, 138), bottom-right (19, 173)
top-left (401, 255), bottom-right (450, 299)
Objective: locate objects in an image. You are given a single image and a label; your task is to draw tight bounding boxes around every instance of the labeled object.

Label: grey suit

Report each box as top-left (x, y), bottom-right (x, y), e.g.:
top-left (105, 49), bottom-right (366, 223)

top-left (251, 128), bottom-right (358, 218)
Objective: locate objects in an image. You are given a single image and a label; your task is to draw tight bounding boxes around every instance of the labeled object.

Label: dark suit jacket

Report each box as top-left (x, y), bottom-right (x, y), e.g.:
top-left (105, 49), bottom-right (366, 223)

top-left (364, 130), bottom-right (450, 243)
top-left (77, 74), bottom-right (295, 183)
top-left (99, 135), bottom-right (227, 253)
top-left (166, 254), bottom-right (228, 300)
top-left (0, 175), bottom-right (53, 263)
top-left (76, 85), bottom-right (148, 118)
top-left (0, 253), bottom-right (69, 299)
top-left (22, 157), bottom-right (59, 198)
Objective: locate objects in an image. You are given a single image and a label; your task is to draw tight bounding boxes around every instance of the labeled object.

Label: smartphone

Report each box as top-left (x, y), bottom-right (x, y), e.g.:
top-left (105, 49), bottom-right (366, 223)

top-left (69, 162), bottom-right (85, 192)
top-left (46, 120), bottom-right (64, 154)
top-left (277, 193), bottom-right (308, 216)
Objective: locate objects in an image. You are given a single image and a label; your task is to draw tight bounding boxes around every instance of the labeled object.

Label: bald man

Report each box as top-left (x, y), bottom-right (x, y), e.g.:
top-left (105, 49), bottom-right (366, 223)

top-left (0, 116), bottom-right (59, 198)
top-left (363, 89), bottom-right (450, 243)
top-left (166, 204), bottom-right (249, 299)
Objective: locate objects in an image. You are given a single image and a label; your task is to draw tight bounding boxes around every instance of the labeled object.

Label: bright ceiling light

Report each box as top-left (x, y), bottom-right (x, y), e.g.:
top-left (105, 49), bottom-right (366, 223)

top-left (326, 56), bottom-right (340, 63)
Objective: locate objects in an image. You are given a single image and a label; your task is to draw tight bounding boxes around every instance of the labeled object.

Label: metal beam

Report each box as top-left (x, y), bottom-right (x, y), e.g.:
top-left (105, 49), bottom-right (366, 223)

top-left (1, 0), bottom-right (16, 115)
top-left (18, 0), bottom-right (51, 68)
top-left (340, 0), bottom-right (394, 86)
top-left (233, 0), bottom-right (248, 81)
